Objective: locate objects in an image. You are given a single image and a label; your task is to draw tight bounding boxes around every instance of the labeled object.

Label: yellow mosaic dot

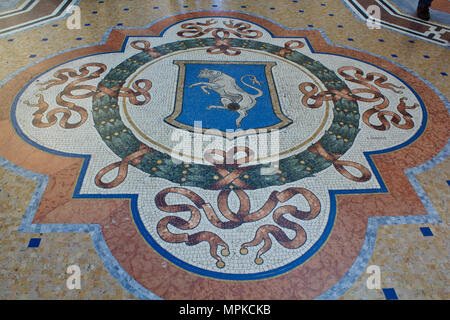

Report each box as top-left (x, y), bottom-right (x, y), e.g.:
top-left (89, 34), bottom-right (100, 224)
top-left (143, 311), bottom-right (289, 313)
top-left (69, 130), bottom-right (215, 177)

top-left (105, 136), bottom-right (110, 139)
top-left (182, 170), bottom-right (187, 174)
top-left (184, 164), bottom-right (190, 168)
top-left (181, 177), bottom-right (186, 182)
top-left (243, 174), bottom-right (249, 179)
top-left (329, 131), bottom-right (334, 135)
top-left (229, 185), bottom-right (234, 189)
top-left (156, 160), bottom-right (162, 164)
top-left (152, 167), bottom-right (157, 172)
top-left (337, 135), bottom-right (342, 139)
top-left (306, 167), bottom-right (312, 171)
top-left (240, 248), bottom-right (248, 255)
top-left (100, 120), bottom-right (106, 125)
top-left (344, 109), bottom-right (348, 112)
top-left (113, 132), bottom-right (119, 136)
top-left (349, 124), bottom-right (354, 128)
top-left (216, 261), bottom-right (225, 268)
top-left (111, 104), bottom-right (117, 108)
top-left (94, 107), bottom-right (99, 111)
top-left (213, 175), bottom-right (219, 180)
top-left (255, 258), bottom-right (263, 265)
top-left (109, 119), bottom-right (115, 123)
top-left (221, 249), bottom-right (229, 256)
top-left (122, 129), bottom-right (127, 133)
top-left (344, 138), bottom-right (349, 142)
top-left (277, 170), bottom-right (282, 174)
top-left (339, 122), bottom-right (344, 125)
top-left (300, 160), bottom-right (306, 164)
top-left (103, 106), bottom-right (108, 109)
top-left (280, 177), bottom-right (286, 182)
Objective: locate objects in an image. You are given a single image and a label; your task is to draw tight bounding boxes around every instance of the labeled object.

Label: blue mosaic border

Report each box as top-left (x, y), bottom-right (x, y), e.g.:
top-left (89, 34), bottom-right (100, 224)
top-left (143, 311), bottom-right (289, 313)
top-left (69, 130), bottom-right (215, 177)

top-left (1, 10), bottom-right (448, 299)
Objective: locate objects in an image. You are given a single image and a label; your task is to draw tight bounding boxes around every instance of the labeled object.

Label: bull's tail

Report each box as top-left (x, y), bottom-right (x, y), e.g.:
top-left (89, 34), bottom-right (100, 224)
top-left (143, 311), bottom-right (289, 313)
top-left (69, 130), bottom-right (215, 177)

top-left (240, 75), bottom-right (263, 98)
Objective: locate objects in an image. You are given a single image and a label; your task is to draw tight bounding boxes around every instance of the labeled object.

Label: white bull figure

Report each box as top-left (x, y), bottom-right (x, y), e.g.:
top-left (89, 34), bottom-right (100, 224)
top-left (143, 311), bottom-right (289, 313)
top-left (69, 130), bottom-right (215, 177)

top-left (188, 68), bottom-right (263, 128)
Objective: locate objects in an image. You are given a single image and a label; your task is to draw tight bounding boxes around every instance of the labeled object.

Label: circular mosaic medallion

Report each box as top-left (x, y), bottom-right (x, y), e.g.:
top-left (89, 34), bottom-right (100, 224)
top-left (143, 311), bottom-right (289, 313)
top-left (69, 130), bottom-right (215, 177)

top-left (92, 38), bottom-right (360, 191)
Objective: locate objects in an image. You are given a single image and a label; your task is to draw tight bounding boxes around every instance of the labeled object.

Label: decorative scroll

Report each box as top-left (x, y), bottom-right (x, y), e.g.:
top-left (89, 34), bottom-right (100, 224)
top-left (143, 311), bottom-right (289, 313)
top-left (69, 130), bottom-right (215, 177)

top-left (240, 187), bottom-right (321, 264)
top-left (130, 40), bottom-right (164, 59)
top-left (177, 19), bottom-right (262, 39)
top-left (155, 186), bottom-right (320, 267)
top-left (363, 97), bottom-right (417, 131)
top-left (275, 40), bottom-right (304, 58)
top-left (95, 144), bottom-right (154, 188)
top-left (308, 142), bottom-right (371, 182)
top-left (177, 19), bottom-right (263, 56)
top-left (298, 66), bottom-right (418, 131)
top-left (204, 147), bottom-right (254, 190)
top-left (25, 63), bottom-right (107, 128)
top-left (299, 82), bottom-right (354, 108)
top-left (95, 79), bottom-right (152, 106)
top-left (24, 93), bottom-right (75, 129)
top-left (155, 187), bottom-right (231, 268)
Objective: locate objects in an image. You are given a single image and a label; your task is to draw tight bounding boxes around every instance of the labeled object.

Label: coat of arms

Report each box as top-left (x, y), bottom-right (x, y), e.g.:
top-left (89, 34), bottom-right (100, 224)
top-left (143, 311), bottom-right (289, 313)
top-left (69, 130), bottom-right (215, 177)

top-left (165, 61), bottom-right (292, 137)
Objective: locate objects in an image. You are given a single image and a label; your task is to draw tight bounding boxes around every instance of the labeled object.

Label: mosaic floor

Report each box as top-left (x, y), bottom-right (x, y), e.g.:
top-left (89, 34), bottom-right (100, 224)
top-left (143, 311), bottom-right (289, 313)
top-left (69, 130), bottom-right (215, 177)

top-left (0, 0), bottom-right (448, 300)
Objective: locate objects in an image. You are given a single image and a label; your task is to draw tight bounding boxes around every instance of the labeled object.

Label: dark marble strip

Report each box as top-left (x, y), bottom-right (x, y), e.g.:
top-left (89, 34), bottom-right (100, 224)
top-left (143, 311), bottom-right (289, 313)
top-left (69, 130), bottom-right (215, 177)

top-left (344, 0), bottom-right (449, 46)
top-left (0, 0), bottom-right (75, 37)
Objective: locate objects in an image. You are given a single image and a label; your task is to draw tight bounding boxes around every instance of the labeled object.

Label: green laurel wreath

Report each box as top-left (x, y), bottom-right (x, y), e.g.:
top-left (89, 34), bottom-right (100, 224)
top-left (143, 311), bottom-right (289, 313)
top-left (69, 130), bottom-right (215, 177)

top-left (92, 38), bottom-right (360, 190)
